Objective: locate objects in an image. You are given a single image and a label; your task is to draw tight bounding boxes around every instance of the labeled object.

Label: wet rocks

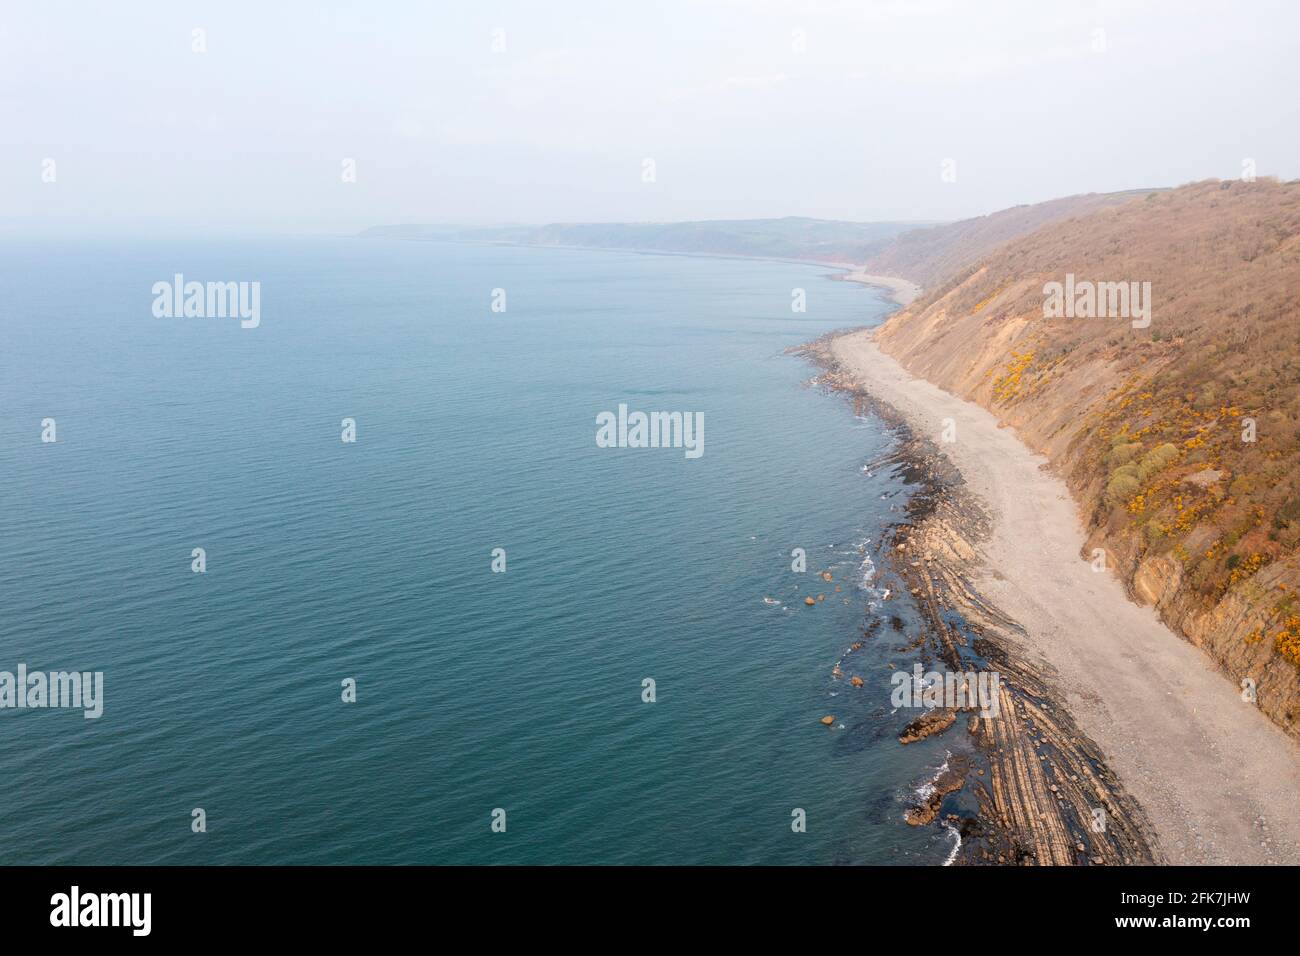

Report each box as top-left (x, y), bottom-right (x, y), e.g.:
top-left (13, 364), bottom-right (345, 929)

top-left (905, 756), bottom-right (969, 826)
top-left (899, 708), bottom-right (957, 744)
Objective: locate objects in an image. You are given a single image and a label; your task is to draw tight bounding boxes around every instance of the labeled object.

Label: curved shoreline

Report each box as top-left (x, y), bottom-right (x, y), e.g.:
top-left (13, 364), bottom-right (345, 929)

top-left (838, 270), bottom-right (922, 307)
top-left (822, 326), bottom-right (1300, 864)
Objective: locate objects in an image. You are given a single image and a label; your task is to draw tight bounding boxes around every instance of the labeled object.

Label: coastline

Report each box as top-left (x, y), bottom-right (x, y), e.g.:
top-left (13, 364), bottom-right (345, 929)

top-left (799, 331), bottom-right (1159, 865)
top-left (374, 234), bottom-right (872, 278)
top-left (806, 325), bottom-right (1300, 864)
top-left (837, 270), bottom-right (922, 307)
top-left (367, 235), bottom-right (935, 316)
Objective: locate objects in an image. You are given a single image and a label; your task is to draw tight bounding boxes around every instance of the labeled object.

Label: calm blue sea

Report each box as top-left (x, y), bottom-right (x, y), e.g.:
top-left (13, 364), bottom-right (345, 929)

top-left (0, 239), bottom-right (956, 864)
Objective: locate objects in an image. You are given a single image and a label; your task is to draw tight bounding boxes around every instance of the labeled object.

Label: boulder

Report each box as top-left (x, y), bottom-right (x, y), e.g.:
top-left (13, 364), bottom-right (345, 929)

top-left (899, 708), bottom-right (957, 744)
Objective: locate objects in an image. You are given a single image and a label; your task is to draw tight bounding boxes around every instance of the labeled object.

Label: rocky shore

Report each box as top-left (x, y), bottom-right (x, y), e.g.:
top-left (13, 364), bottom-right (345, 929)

top-left (794, 332), bottom-right (1161, 865)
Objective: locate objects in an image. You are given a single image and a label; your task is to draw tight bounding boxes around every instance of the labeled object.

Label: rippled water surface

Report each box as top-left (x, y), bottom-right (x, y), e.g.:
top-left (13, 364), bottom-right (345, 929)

top-left (0, 239), bottom-right (955, 864)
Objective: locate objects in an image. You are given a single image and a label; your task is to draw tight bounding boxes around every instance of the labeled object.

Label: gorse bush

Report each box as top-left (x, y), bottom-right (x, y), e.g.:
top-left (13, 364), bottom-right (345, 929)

top-left (1137, 443), bottom-right (1180, 482)
top-left (881, 178), bottom-right (1300, 672)
top-left (1107, 442), bottom-right (1144, 469)
top-left (1107, 471), bottom-right (1142, 507)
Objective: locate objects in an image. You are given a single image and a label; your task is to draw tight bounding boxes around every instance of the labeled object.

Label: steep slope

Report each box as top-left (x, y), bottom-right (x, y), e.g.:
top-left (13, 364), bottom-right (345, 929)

top-left (862, 189), bottom-right (1154, 288)
top-left (874, 178), bottom-right (1300, 738)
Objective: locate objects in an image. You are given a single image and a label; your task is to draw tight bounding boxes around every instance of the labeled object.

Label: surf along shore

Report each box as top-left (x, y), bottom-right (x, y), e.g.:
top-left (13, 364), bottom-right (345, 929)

top-left (796, 277), bottom-right (1300, 866)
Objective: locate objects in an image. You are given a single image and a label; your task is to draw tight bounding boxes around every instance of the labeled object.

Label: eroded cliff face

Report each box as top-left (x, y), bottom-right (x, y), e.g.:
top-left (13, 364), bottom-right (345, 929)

top-left (872, 179), bottom-right (1300, 739)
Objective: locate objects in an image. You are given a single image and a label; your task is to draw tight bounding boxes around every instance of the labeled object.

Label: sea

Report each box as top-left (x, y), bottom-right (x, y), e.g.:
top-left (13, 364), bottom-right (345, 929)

top-left (0, 238), bottom-right (961, 864)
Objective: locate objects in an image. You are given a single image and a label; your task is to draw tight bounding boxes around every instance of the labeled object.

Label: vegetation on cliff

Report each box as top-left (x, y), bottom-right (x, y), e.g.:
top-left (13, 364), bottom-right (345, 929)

top-left (873, 178), bottom-right (1300, 734)
top-left (859, 189), bottom-right (1154, 289)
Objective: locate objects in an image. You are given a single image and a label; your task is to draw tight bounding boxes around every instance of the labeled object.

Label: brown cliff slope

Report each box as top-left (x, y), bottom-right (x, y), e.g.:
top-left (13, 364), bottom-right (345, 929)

top-left (874, 178), bottom-right (1300, 739)
top-left (861, 189), bottom-right (1154, 289)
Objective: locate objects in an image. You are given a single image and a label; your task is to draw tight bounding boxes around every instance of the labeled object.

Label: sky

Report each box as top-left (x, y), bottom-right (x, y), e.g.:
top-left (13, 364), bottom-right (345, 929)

top-left (2, 0), bottom-right (1298, 236)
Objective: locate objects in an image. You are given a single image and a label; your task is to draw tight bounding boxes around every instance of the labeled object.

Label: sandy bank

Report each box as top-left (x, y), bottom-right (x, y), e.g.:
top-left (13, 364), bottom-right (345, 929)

top-left (831, 327), bottom-right (1300, 865)
top-left (840, 271), bottom-right (922, 306)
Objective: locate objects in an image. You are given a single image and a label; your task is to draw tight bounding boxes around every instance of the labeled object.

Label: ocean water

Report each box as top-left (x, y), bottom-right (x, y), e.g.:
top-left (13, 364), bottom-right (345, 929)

top-left (0, 239), bottom-right (957, 864)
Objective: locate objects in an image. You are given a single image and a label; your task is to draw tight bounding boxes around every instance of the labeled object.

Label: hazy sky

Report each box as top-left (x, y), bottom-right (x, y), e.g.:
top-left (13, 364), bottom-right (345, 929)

top-left (3, 0), bottom-right (1297, 236)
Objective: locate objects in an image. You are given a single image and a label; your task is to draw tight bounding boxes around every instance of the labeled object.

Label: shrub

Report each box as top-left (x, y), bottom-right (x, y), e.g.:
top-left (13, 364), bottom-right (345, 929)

top-left (1106, 472), bottom-right (1141, 506)
top-left (1106, 442), bottom-right (1143, 469)
top-left (1137, 443), bottom-right (1180, 482)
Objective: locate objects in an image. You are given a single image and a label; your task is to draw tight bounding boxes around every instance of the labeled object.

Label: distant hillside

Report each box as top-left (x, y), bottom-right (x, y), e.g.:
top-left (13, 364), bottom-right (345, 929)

top-left (874, 178), bottom-right (1300, 737)
top-left (862, 190), bottom-right (1155, 289)
top-left (359, 217), bottom-right (927, 264)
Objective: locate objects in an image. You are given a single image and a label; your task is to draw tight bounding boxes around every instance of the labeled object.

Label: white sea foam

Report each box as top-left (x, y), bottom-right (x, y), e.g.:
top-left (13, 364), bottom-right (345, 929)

top-left (914, 751), bottom-right (951, 801)
top-left (912, 751), bottom-right (964, 865)
top-left (941, 823), bottom-right (962, 866)
top-left (859, 552), bottom-right (877, 589)
top-left (854, 543), bottom-right (891, 613)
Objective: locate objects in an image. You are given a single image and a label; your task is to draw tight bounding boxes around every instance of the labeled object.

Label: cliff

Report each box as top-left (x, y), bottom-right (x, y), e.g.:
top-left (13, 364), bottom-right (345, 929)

top-left (860, 189), bottom-right (1155, 289)
top-left (872, 179), bottom-right (1300, 738)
